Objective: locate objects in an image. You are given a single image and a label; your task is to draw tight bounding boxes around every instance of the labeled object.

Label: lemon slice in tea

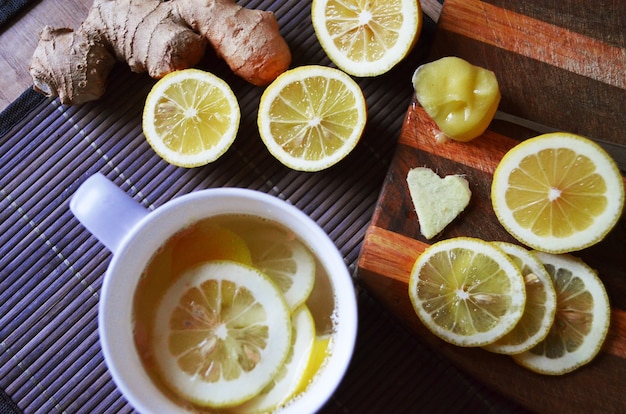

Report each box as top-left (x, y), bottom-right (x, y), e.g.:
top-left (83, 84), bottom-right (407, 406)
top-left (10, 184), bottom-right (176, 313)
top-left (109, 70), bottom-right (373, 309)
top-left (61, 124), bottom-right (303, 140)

top-left (484, 242), bottom-right (557, 355)
top-left (294, 334), bottom-right (332, 395)
top-left (513, 252), bottom-right (610, 375)
top-left (242, 227), bottom-right (316, 311)
top-left (408, 237), bottom-right (526, 347)
top-left (143, 69), bottom-right (240, 167)
top-left (153, 260), bottom-right (291, 408)
top-left (171, 223), bottom-right (252, 276)
top-left (492, 132), bottom-right (624, 253)
top-left (237, 305), bottom-right (316, 413)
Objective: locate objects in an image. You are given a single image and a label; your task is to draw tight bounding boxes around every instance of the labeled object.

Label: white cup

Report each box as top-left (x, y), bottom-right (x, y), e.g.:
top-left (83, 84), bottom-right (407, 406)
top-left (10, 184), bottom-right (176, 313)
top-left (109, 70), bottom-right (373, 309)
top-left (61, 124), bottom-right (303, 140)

top-left (70, 173), bottom-right (358, 413)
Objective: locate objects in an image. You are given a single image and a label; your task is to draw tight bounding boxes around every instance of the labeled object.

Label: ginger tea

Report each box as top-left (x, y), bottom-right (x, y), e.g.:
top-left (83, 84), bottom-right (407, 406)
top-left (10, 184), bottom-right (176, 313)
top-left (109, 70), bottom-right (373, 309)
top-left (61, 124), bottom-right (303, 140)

top-left (132, 214), bottom-right (338, 412)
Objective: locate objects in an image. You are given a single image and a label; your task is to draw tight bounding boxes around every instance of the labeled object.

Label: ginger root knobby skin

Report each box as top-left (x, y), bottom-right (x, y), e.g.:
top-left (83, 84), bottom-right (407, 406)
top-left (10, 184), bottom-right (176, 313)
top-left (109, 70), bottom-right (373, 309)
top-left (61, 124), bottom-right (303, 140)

top-left (29, 0), bottom-right (291, 105)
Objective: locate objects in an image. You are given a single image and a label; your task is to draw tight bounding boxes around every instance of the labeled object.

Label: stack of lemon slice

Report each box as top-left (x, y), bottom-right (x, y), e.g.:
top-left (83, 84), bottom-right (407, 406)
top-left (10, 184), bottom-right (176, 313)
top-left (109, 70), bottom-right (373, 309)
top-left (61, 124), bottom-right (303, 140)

top-left (408, 237), bottom-right (611, 375)
top-left (151, 224), bottom-right (330, 410)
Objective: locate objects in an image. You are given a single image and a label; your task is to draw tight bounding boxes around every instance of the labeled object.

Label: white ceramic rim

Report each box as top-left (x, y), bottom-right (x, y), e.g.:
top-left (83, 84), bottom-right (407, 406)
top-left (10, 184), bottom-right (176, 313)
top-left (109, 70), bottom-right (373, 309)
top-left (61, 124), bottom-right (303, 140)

top-left (98, 188), bottom-right (358, 413)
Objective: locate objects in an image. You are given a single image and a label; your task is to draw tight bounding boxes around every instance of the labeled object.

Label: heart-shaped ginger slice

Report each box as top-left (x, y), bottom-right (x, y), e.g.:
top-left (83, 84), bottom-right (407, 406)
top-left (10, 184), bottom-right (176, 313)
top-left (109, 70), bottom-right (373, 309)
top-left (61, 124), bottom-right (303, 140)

top-left (407, 167), bottom-right (471, 239)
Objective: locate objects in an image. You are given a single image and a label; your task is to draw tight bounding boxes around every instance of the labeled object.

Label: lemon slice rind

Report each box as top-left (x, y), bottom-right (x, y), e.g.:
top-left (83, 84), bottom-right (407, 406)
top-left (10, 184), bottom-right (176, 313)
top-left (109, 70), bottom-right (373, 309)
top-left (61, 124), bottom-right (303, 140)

top-left (294, 333), bottom-right (332, 395)
top-left (512, 252), bottom-right (610, 375)
top-left (236, 305), bottom-right (316, 413)
top-left (258, 65), bottom-right (367, 171)
top-left (243, 227), bottom-right (316, 311)
top-left (484, 242), bottom-right (557, 355)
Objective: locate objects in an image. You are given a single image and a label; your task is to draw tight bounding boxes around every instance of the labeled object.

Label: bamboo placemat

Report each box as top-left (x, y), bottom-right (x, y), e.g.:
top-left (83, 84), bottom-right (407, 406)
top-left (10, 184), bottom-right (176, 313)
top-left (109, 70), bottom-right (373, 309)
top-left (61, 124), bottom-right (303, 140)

top-left (0, 1), bottom-right (529, 412)
top-left (0, 0), bottom-right (34, 27)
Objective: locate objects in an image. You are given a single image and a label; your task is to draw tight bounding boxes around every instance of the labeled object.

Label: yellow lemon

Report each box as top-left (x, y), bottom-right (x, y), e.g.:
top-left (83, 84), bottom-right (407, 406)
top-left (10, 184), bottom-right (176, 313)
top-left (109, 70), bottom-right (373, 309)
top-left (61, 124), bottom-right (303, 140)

top-left (241, 226), bottom-right (316, 311)
top-left (492, 132), bottom-right (624, 253)
top-left (142, 69), bottom-right (240, 167)
top-left (484, 242), bottom-right (557, 355)
top-left (294, 334), bottom-right (332, 395)
top-left (236, 306), bottom-right (316, 413)
top-left (312, 0), bottom-right (422, 76)
top-left (258, 65), bottom-right (367, 171)
top-left (170, 223), bottom-right (252, 276)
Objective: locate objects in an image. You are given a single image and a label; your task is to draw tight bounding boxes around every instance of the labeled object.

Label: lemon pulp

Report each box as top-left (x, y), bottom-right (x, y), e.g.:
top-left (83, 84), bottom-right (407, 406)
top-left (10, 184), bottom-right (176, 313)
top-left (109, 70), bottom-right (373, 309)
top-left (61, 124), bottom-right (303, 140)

top-left (258, 65), bottom-right (367, 171)
top-left (142, 69), bottom-right (240, 167)
top-left (492, 132), bottom-right (624, 253)
top-left (312, 0), bottom-right (421, 76)
top-left (153, 261), bottom-right (292, 408)
top-left (409, 237), bottom-right (526, 347)
top-left (484, 242), bottom-right (557, 355)
top-left (513, 252), bottom-right (610, 375)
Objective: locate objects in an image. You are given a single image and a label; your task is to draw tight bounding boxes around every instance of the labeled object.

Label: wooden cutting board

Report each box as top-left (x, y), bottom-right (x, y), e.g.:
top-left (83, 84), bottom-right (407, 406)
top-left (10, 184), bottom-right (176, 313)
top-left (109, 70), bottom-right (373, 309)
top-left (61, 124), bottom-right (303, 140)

top-left (356, 1), bottom-right (626, 413)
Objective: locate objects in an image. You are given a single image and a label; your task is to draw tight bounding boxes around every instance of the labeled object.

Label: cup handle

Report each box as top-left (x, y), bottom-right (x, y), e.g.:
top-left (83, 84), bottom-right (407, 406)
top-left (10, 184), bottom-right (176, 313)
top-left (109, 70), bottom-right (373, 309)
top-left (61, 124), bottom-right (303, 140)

top-left (70, 173), bottom-right (149, 255)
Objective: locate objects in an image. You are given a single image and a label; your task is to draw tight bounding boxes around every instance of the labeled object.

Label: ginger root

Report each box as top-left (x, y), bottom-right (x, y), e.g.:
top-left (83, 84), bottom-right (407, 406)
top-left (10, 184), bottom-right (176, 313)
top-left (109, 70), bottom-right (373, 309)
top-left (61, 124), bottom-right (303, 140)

top-left (29, 0), bottom-right (291, 105)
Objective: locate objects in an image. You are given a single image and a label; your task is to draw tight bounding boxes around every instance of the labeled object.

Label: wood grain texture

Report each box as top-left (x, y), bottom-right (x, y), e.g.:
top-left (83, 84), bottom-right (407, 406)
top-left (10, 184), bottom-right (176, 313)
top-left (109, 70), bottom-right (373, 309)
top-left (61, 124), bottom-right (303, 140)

top-left (483, 0), bottom-right (625, 49)
top-left (430, 0), bottom-right (626, 146)
top-left (357, 1), bottom-right (626, 412)
top-left (440, 0), bottom-right (624, 89)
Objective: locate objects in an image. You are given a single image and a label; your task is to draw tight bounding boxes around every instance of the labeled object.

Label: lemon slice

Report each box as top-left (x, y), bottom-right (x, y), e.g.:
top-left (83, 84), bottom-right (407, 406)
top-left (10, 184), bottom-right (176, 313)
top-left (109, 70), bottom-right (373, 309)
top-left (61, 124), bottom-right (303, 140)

top-left (294, 334), bottom-right (331, 395)
top-left (153, 260), bottom-right (291, 408)
top-left (142, 69), bottom-right (240, 168)
top-left (408, 237), bottom-right (526, 347)
top-left (257, 65), bottom-right (367, 171)
top-left (492, 132), bottom-right (624, 253)
top-left (484, 242), bottom-right (557, 355)
top-left (237, 306), bottom-right (316, 413)
top-left (171, 223), bottom-right (252, 276)
top-left (241, 227), bottom-right (316, 311)
top-left (311, 0), bottom-right (421, 77)
top-left (513, 252), bottom-right (610, 375)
